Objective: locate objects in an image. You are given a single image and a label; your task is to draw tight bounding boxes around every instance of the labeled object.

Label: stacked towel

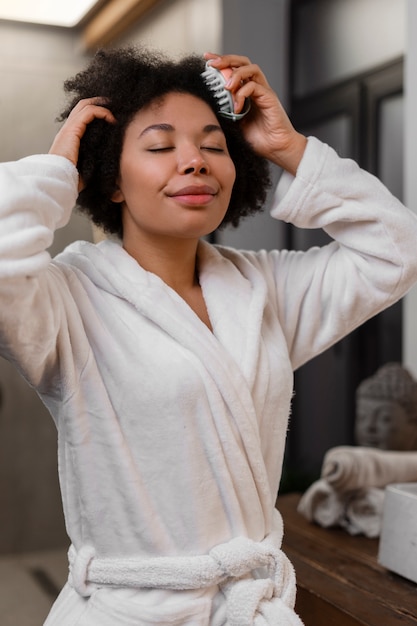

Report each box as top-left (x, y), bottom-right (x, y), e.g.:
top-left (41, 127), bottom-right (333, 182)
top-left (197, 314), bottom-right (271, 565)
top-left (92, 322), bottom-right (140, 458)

top-left (297, 446), bottom-right (417, 537)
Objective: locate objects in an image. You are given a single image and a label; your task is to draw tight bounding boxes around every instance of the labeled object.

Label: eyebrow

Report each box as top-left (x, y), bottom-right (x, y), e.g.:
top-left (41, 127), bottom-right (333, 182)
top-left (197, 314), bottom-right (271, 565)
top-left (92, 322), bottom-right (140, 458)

top-left (139, 123), bottom-right (223, 138)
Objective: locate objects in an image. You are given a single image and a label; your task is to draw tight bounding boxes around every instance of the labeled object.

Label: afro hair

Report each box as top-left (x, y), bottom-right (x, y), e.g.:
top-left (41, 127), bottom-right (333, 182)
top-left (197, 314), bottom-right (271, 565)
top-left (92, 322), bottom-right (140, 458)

top-left (58, 46), bottom-right (271, 237)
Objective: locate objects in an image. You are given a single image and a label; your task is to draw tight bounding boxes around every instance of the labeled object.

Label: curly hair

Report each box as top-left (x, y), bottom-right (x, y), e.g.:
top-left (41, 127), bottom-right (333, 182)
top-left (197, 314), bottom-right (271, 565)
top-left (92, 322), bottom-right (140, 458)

top-left (58, 46), bottom-right (271, 237)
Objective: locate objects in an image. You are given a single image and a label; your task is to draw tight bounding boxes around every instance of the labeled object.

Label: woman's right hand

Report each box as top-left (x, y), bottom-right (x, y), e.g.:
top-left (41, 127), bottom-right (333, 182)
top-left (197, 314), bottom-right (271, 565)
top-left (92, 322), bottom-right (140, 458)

top-left (48, 97), bottom-right (116, 190)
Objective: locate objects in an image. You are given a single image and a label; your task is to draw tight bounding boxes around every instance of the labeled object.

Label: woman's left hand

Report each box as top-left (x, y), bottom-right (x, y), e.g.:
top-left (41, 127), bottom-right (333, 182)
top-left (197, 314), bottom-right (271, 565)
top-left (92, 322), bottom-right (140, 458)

top-left (204, 52), bottom-right (307, 175)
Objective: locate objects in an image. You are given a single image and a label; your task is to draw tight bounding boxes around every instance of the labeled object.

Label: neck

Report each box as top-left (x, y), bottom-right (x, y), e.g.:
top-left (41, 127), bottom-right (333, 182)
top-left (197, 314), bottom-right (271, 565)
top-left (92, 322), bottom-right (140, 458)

top-left (122, 234), bottom-right (200, 293)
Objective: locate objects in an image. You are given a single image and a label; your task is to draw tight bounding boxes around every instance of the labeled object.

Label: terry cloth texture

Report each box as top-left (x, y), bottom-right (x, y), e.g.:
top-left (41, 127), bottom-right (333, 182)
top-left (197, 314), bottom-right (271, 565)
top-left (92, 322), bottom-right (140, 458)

top-left (1, 137), bottom-right (417, 624)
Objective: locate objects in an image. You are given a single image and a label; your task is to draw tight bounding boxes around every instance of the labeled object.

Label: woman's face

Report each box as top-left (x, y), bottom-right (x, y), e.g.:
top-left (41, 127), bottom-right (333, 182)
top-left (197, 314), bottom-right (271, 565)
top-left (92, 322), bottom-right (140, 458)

top-left (113, 92), bottom-right (236, 248)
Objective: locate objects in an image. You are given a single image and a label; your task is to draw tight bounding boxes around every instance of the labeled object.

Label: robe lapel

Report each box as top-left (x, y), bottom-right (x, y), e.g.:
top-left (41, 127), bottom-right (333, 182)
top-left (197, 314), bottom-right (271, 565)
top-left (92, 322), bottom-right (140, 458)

top-left (95, 239), bottom-right (273, 516)
top-left (197, 240), bottom-right (268, 388)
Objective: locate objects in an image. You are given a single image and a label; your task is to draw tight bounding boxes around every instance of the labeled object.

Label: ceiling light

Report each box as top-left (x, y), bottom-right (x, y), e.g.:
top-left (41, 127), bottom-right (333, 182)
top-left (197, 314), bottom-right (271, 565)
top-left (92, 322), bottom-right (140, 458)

top-left (0, 0), bottom-right (101, 28)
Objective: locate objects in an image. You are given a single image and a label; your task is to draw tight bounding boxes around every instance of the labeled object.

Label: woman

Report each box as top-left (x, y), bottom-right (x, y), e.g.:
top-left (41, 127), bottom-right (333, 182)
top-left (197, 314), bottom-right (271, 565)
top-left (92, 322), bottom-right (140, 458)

top-left (1, 46), bottom-right (417, 625)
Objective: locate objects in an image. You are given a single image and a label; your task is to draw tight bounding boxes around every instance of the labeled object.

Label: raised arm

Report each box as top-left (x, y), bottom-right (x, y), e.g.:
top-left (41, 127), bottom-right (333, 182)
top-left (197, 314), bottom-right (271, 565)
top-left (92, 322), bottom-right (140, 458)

top-left (49, 97), bottom-right (116, 189)
top-left (0, 98), bottom-right (115, 390)
top-left (204, 53), bottom-right (417, 369)
top-left (268, 137), bottom-right (417, 369)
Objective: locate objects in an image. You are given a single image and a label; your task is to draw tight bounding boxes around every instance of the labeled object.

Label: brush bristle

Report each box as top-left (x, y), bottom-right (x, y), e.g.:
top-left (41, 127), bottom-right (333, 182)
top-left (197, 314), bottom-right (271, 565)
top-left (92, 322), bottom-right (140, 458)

top-left (201, 62), bottom-right (251, 122)
top-left (202, 64), bottom-right (234, 115)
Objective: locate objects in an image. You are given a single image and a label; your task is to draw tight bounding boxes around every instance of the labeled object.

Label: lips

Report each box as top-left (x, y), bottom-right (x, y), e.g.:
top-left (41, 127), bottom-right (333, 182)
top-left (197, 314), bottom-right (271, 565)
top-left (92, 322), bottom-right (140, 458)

top-left (169, 185), bottom-right (217, 197)
top-left (168, 185), bottom-right (217, 206)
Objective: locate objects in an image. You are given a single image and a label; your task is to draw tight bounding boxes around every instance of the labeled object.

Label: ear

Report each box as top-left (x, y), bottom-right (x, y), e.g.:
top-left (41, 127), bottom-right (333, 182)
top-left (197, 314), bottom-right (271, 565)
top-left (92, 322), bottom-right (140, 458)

top-left (111, 186), bottom-right (124, 203)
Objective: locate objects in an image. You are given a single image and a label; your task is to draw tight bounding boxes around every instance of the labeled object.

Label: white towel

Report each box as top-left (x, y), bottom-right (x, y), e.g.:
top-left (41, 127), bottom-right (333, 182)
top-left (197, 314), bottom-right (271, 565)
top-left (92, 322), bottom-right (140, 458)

top-left (341, 487), bottom-right (385, 537)
top-left (298, 446), bottom-right (417, 537)
top-left (297, 479), bottom-right (385, 538)
top-left (296, 479), bottom-right (346, 529)
top-left (322, 446), bottom-right (417, 491)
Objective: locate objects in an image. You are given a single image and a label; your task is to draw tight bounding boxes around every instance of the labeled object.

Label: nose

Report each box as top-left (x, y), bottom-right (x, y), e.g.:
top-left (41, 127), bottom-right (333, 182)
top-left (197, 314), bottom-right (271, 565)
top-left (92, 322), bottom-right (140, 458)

top-left (178, 145), bottom-right (209, 175)
top-left (362, 413), bottom-right (377, 434)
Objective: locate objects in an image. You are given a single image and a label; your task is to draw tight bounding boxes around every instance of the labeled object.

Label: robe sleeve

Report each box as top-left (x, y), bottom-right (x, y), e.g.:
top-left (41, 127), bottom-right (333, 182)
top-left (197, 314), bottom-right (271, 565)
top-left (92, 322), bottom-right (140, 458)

top-left (265, 136), bottom-right (417, 370)
top-left (0, 155), bottom-right (81, 391)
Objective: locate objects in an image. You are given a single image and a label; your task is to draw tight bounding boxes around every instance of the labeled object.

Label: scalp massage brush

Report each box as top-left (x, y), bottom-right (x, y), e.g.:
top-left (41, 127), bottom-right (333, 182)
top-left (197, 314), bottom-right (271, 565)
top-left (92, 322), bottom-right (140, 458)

top-left (201, 62), bottom-right (251, 122)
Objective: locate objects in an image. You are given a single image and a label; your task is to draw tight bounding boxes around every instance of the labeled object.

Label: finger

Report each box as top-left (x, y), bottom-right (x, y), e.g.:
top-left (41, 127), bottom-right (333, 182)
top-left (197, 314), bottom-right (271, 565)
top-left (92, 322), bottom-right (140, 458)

top-left (232, 78), bottom-right (269, 101)
top-left (225, 65), bottom-right (270, 92)
top-left (59, 102), bottom-right (116, 141)
top-left (49, 97), bottom-right (116, 165)
top-left (204, 54), bottom-right (269, 95)
top-left (204, 52), bottom-right (251, 69)
top-left (67, 97), bottom-right (116, 125)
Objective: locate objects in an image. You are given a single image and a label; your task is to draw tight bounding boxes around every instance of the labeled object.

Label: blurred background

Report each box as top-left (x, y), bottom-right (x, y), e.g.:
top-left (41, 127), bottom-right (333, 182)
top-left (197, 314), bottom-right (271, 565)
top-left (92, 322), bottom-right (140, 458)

top-left (0, 0), bottom-right (417, 622)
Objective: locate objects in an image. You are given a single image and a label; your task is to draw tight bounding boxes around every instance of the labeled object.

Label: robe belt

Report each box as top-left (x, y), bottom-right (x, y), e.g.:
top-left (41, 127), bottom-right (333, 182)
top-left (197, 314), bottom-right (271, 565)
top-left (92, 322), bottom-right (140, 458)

top-left (68, 530), bottom-right (301, 625)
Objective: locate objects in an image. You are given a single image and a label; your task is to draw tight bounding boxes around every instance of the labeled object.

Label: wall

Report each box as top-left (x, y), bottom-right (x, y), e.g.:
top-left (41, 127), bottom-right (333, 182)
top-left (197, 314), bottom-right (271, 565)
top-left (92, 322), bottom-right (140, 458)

top-left (114, 0), bottom-right (222, 57)
top-left (293, 0), bottom-right (405, 97)
top-left (217, 0), bottom-right (290, 251)
top-left (0, 20), bottom-right (92, 553)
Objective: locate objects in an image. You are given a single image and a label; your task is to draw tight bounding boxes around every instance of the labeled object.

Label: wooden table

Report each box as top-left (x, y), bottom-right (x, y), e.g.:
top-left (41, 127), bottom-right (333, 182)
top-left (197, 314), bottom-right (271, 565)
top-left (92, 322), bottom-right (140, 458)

top-left (278, 493), bottom-right (417, 625)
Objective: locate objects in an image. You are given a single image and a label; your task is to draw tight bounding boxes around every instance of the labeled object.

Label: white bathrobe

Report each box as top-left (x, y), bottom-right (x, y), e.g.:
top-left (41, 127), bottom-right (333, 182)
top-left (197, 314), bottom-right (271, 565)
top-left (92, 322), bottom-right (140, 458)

top-left (1, 137), bottom-right (417, 625)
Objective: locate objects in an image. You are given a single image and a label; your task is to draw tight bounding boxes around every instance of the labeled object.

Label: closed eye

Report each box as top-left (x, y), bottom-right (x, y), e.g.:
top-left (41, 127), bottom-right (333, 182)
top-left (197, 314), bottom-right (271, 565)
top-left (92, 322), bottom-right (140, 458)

top-left (148, 146), bottom-right (225, 153)
top-left (148, 147), bottom-right (174, 152)
top-left (202, 146), bottom-right (225, 153)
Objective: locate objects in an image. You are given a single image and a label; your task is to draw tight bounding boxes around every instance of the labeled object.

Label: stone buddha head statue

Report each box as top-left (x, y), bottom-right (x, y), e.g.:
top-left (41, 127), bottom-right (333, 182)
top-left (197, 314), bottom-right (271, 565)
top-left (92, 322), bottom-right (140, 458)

top-left (355, 362), bottom-right (417, 450)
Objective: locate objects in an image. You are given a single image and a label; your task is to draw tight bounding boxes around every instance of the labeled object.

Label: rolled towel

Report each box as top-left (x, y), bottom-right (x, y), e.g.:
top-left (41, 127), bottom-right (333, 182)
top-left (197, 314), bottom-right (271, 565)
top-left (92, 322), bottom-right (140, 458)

top-left (341, 488), bottom-right (385, 538)
top-left (297, 481), bottom-right (385, 538)
top-left (297, 479), bottom-right (345, 528)
top-left (321, 446), bottom-right (417, 492)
